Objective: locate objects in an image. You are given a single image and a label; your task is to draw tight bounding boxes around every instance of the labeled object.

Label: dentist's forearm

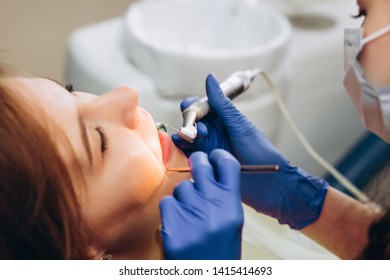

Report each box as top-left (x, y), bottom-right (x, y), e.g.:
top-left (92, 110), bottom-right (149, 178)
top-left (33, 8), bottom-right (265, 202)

top-left (300, 187), bottom-right (379, 259)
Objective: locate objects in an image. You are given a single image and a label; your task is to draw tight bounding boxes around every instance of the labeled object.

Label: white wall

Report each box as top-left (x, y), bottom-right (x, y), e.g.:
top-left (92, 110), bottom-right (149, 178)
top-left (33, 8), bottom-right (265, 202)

top-left (0, 0), bottom-right (136, 83)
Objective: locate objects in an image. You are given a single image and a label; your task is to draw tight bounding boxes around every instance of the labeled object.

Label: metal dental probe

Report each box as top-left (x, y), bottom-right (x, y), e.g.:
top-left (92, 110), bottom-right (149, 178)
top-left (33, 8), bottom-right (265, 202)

top-left (156, 122), bottom-right (181, 133)
top-left (179, 69), bottom-right (261, 143)
top-left (166, 165), bottom-right (280, 173)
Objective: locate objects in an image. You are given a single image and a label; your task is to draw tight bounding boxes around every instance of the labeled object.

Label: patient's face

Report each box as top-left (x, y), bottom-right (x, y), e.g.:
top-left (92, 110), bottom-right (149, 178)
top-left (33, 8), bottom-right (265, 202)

top-left (12, 77), bottom-right (189, 253)
top-left (357, 0), bottom-right (390, 86)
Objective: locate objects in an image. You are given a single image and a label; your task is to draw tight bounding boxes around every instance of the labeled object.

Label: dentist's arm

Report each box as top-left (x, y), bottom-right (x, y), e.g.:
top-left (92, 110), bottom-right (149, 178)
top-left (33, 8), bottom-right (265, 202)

top-left (301, 188), bottom-right (378, 259)
top-left (159, 149), bottom-right (243, 260)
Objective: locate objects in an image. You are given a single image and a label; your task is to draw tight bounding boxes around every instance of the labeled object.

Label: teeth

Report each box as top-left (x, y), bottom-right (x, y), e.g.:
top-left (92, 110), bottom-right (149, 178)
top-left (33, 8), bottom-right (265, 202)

top-left (155, 122), bottom-right (167, 132)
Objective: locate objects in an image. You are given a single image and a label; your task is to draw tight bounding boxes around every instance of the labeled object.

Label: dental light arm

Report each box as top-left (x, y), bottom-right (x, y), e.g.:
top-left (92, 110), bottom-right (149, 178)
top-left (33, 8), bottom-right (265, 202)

top-left (179, 69), bottom-right (260, 143)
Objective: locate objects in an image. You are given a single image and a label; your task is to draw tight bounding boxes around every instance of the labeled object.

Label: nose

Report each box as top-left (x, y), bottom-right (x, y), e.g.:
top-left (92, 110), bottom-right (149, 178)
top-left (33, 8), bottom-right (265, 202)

top-left (85, 86), bottom-right (139, 128)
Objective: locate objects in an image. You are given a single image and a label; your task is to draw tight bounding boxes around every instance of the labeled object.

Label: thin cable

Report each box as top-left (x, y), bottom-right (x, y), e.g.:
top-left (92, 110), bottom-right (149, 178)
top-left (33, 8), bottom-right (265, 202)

top-left (259, 70), bottom-right (372, 203)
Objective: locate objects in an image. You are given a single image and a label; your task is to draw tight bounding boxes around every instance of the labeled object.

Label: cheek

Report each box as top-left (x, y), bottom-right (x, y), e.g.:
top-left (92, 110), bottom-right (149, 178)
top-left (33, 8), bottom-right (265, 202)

top-left (359, 41), bottom-right (390, 87)
top-left (359, 11), bottom-right (390, 86)
top-left (113, 145), bottom-right (166, 203)
top-left (80, 147), bottom-right (166, 232)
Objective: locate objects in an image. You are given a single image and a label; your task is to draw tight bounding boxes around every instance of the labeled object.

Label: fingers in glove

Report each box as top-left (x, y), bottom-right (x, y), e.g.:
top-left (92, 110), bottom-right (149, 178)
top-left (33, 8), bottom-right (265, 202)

top-left (205, 73), bottom-right (253, 132)
top-left (209, 149), bottom-right (240, 192)
top-left (159, 196), bottom-right (179, 227)
top-left (206, 73), bottom-right (236, 116)
top-left (172, 180), bottom-right (197, 205)
top-left (188, 151), bottom-right (217, 196)
top-left (180, 97), bottom-right (200, 112)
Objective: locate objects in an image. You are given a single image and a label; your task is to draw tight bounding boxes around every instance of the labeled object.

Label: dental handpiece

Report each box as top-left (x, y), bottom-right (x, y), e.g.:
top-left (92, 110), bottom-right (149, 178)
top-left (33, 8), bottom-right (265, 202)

top-left (178, 69), bottom-right (261, 143)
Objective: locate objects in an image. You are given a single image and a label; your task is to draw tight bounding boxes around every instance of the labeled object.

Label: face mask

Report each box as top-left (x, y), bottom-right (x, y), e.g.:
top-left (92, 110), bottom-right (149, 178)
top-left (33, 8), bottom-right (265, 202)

top-left (343, 24), bottom-right (390, 142)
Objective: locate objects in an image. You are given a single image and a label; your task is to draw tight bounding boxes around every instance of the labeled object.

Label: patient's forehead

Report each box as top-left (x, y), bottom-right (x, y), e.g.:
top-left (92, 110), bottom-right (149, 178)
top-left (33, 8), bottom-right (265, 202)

top-left (9, 77), bottom-right (88, 174)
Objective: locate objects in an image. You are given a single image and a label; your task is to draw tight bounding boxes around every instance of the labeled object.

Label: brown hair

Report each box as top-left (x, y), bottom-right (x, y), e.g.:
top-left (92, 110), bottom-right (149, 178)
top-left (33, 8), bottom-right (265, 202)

top-left (0, 65), bottom-right (90, 259)
top-left (356, 162), bottom-right (390, 259)
top-left (359, 209), bottom-right (390, 259)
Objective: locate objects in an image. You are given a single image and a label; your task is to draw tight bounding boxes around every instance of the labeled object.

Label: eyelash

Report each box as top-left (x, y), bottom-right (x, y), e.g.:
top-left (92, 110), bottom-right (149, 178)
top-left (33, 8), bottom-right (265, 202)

top-left (65, 83), bottom-right (74, 92)
top-left (96, 125), bottom-right (108, 154)
top-left (351, 10), bottom-right (366, 18)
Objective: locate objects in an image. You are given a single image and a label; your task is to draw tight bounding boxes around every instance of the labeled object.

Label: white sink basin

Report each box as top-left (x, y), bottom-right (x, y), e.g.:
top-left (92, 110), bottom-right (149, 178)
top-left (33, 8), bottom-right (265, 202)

top-left (122, 0), bottom-right (291, 97)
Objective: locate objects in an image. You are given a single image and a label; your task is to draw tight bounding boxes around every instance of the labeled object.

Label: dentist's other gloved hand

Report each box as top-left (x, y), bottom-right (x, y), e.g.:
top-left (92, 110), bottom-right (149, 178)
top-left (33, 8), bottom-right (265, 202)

top-left (172, 73), bottom-right (329, 230)
top-left (160, 149), bottom-right (243, 260)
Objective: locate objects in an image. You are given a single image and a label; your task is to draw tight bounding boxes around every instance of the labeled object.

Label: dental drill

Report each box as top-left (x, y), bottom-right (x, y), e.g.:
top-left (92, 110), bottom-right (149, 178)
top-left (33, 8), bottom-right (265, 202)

top-left (179, 69), bottom-right (260, 143)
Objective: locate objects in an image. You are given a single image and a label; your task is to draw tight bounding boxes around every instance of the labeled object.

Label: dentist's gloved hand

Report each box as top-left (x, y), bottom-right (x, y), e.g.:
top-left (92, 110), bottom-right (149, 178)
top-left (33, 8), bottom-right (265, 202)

top-left (160, 149), bottom-right (243, 260)
top-left (172, 73), bottom-right (329, 230)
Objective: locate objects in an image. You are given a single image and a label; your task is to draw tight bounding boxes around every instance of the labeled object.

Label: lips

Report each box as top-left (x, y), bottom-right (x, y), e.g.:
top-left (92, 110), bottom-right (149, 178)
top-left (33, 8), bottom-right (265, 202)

top-left (157, 130), bottom-right (173, 165)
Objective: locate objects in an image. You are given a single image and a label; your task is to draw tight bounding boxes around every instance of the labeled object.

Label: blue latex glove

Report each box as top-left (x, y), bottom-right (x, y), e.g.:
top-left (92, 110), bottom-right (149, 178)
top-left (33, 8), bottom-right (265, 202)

top-left (160, 149), bottom-right (243, 260)
top-left (172, 73), bottom-right (329, 230)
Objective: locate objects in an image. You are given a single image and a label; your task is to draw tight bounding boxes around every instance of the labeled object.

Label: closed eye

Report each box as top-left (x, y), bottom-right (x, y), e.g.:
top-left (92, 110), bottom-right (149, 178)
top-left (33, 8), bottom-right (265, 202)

top-left (96, 125), bottom-right (108, 154)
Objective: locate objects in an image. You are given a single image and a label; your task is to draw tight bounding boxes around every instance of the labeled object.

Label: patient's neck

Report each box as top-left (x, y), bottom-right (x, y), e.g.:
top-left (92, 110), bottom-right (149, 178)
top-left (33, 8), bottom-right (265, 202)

top-left (110, 230), bottom-right (163, 260)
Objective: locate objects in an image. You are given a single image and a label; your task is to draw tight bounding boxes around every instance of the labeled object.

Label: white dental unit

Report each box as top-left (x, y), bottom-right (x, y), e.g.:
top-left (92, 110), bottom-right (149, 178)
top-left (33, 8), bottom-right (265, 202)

top-left (65, 0), bottom-right (362, 259)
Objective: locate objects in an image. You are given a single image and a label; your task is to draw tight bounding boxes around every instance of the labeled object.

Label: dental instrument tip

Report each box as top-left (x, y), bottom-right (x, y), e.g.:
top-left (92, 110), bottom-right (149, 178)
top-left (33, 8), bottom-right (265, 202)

top-left (178, 126), bottom-right (197, 143)
top-left (156, 122), bottom-right (180, 133)
top-left (165, 123), bottom-right (181, 133)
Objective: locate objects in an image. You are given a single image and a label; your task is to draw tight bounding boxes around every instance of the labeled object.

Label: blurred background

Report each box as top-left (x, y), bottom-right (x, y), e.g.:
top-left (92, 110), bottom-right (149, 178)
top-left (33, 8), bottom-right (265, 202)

top-left (0, 0), bottom-right (135, 83)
